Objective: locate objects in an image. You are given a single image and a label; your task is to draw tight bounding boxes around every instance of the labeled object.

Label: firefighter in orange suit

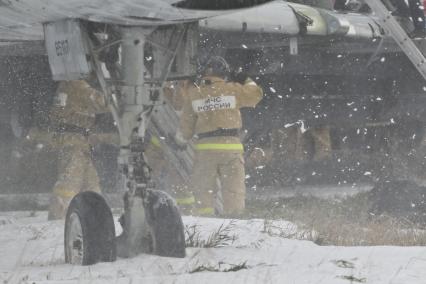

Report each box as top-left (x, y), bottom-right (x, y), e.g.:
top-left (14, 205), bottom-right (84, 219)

top-left (175, 56), bottom-right (263, 216)
top-left (46, 80), bottom-right (110, 220)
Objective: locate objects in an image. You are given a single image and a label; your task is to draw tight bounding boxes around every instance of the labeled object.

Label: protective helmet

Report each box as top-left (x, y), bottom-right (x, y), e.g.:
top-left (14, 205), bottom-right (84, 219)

top-left (202, 56), bottom-right (231, 78)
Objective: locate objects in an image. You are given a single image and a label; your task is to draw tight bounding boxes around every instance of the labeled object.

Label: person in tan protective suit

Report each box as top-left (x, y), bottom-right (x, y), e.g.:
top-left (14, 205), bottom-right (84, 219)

top-left (46, 80), bottom-right (110, 220)
top-left (310, 126), bottom-right (332, 161)
top-left (175, 56), bottom-right (263, 216)
top-left (271, 124), bottom-right (331, 163)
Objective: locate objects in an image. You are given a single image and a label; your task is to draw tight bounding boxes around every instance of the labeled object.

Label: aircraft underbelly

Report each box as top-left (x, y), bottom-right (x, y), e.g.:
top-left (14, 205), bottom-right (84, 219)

top-left (0, 0), bottom-right (222, 41)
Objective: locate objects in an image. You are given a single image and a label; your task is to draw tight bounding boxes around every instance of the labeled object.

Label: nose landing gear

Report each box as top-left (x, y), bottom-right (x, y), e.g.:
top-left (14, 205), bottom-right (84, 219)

top-left (61, 23), bottom-right (193, 265)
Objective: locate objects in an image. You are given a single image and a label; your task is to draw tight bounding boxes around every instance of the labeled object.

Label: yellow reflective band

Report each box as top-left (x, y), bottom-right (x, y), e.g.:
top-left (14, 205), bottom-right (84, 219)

top-left (53, 188), bottom-right (77, 199)
top-left (196, 207), bottom-right (215, 216)
top-left (195, 143), bottom-right (244, 151)
top-left (175, 196), bottom-right (196, 205)
top-left (151, 136), bottom-right (161, 148)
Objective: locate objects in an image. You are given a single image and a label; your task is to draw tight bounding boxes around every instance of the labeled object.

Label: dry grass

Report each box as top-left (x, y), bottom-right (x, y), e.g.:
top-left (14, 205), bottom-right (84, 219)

top-left (261, 218), bottom-right (319, 242)
top-left (246, 193), bottom-right (426, 246)
top-left (189, 261), bottom-right (248, 274)
top-left (312, 215), bottom-right (426, 246)
top-left (185, 221), bottom-right (238, 248)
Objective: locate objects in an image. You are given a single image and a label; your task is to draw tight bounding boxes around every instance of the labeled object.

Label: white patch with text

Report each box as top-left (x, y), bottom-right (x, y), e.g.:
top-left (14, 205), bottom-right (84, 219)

top-left (192, 96), bottom-right (236, 113)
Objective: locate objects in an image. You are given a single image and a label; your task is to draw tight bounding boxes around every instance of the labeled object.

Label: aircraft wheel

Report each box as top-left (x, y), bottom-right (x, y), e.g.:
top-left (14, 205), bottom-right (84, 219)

top-left (64, 191), bottom-right (116, 265)
top-left (144, 189), bottom-right (186, 258)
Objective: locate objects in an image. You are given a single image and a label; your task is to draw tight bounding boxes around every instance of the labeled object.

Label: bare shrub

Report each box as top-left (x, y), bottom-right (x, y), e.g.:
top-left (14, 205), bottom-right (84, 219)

top-left (185, 221), bottom-right (237, 248)
top-left (189, 260), bottom-right (248, 273)
top-left (312, 215), bottom-right (426, 246)
top-left (262, 219), bottom-right (319, 242)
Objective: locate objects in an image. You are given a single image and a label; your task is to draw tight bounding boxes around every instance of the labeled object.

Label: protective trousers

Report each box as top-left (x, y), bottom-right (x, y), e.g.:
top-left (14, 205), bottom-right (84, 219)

top-left (48, 134), bottom-right (101, 220)
top-left (191, 149), bottom-right (245, 216)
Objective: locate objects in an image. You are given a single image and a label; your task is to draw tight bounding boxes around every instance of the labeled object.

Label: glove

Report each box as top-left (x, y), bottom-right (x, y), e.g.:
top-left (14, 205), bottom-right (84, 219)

top-left (167, 132), bottom-right (187, 151)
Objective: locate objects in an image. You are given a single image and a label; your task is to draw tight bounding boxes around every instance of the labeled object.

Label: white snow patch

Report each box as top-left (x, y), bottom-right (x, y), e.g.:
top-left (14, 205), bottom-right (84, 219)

top-left (1, 212), bottom-right (426, 283)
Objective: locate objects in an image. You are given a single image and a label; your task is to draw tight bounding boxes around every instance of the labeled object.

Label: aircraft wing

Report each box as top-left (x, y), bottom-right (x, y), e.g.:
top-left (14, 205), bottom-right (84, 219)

top-left (0, 0), bottom-right (273, 41)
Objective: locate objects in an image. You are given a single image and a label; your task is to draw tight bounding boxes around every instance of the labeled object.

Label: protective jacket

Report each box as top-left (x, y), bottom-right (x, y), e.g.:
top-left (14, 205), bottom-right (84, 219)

top-left (179, 76), bottom-right (263, 150)
top-left (50, 80), bottom-right (108, 131)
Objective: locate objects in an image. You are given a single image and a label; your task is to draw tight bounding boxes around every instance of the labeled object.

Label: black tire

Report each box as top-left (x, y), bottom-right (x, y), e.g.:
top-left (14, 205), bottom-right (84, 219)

top-left (64, 191), bottom-right (116, 265)
top-left (143, 189), bottom-right (186, 258)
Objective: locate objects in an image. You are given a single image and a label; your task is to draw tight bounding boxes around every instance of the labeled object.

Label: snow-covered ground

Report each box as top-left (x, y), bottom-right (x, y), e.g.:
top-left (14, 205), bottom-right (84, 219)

top-left (1, 211), bottom-right (426, 284)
